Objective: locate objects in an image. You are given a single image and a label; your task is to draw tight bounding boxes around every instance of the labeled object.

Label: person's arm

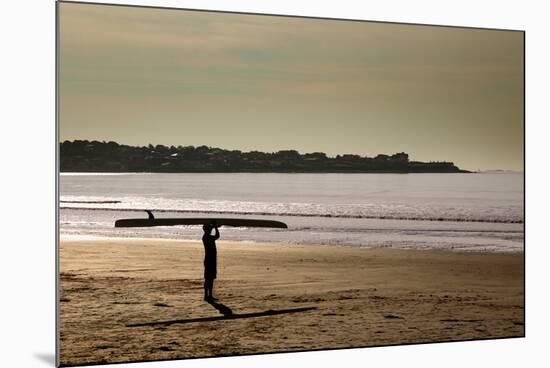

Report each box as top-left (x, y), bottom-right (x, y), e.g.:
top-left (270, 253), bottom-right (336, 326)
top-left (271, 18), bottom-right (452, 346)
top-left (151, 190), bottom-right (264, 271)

top-left (213, 226), bottom-right (220, 240)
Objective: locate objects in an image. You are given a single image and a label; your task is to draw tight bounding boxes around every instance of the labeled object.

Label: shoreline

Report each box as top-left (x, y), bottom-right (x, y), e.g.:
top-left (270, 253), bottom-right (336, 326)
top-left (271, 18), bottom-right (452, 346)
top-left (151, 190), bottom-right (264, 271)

top-left (59, 234), bottom-right (525, 254)
top-left (59, 238), bottom-right (524, 366)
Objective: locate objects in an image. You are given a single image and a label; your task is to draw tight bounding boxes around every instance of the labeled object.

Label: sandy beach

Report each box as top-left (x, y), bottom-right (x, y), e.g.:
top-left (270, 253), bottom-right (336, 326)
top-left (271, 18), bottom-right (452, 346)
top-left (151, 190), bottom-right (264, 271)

top-left (59, 239), bottom-right (524, 366)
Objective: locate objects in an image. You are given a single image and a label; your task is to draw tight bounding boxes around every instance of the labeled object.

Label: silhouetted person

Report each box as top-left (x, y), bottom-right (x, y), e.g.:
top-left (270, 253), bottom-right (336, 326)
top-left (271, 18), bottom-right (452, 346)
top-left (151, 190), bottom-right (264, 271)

top-left (202, 223), bottom-right (219, 301)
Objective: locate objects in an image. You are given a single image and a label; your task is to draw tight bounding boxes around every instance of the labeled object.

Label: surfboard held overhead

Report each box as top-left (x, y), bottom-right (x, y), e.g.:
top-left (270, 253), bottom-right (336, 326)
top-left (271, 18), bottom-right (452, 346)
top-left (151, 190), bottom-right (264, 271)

top-left (114, 211), bottom-right (288, 229)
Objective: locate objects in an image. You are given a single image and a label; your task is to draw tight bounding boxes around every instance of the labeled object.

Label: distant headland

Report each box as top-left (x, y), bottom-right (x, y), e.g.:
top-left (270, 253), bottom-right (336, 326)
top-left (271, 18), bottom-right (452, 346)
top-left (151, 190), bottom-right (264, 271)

top-left (60, 140), bottom-right (469, 173)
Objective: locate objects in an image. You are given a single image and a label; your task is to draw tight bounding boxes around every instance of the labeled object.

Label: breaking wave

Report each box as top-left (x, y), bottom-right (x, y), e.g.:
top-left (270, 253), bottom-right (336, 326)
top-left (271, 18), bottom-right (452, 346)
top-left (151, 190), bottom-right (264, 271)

top-left (60, 205), bottom-right (523, 224)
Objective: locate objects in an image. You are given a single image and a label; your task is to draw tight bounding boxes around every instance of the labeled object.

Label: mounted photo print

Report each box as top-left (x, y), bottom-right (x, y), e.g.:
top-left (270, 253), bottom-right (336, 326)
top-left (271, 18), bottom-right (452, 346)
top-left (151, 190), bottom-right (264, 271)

top-left (56, 1), bottom-right (524, 366)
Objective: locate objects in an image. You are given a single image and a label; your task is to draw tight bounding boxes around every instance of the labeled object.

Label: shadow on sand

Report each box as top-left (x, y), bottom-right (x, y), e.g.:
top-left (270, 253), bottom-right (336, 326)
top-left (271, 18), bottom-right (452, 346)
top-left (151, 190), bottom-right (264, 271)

top-left (206, 299), bottom-right (234, 316)
top-left (127, 300), bottom-right (316, 328)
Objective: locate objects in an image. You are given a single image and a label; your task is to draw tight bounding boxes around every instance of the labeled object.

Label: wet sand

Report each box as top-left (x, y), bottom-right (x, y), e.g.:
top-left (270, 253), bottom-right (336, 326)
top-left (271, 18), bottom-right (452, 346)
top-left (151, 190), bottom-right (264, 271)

top-left (59, 239), bottom-right (524, 366)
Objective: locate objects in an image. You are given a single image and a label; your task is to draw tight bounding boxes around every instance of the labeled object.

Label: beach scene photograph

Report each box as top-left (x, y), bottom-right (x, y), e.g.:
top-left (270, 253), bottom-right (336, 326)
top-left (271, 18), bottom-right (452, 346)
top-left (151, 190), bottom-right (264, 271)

top-left (57, 2), bottom-right (524, 366)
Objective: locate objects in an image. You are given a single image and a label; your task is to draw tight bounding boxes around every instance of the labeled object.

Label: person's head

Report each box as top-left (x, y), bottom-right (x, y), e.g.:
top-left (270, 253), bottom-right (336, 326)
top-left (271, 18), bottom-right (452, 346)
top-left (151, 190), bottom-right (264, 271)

top-left (203, 224), bottom-right (212, 234)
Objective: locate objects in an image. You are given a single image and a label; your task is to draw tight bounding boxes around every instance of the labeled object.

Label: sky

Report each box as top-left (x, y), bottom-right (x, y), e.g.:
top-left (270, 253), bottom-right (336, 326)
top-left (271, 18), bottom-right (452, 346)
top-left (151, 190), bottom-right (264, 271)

top-left (59, 2), bottom-right (524, 171)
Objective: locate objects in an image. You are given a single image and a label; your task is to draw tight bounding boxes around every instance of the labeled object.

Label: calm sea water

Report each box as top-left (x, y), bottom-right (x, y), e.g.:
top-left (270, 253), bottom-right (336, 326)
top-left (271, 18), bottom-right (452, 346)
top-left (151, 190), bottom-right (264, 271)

top-left (60, 172), bottom-right (524, 252)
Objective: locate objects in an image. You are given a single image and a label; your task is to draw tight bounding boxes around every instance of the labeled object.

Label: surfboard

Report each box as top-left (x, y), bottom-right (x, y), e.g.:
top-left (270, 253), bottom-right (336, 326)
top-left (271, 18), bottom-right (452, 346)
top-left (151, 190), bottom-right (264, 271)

top-left (114, 211), bottom-right (288, 229)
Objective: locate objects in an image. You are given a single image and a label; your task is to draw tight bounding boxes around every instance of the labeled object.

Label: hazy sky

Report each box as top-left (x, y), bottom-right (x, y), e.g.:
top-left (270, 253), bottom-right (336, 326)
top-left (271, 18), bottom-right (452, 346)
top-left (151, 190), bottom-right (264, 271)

top-left (59, 2), bottom-right (524, 171)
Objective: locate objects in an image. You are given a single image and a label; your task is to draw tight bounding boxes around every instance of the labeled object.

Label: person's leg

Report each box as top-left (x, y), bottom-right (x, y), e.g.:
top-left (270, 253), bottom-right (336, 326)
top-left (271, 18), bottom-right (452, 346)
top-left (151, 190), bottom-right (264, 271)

top-left (210, 279), bottom-right (215, 300)
top-left (208, 279), bottom-right (214, 299)
top-left (204, 278), bottom-right (214, 300)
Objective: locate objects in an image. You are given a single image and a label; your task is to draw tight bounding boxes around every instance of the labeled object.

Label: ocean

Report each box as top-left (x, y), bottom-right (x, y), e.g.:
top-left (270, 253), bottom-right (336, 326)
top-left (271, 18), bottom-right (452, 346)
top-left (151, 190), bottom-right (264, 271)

top-left (59, 172), bottom-right (524, 252)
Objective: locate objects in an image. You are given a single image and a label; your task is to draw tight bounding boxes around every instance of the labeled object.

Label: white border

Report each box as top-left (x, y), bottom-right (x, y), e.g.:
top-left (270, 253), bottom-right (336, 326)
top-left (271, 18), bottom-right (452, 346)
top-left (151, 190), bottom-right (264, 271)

top-left (2, 1), bottom-right (549, 367)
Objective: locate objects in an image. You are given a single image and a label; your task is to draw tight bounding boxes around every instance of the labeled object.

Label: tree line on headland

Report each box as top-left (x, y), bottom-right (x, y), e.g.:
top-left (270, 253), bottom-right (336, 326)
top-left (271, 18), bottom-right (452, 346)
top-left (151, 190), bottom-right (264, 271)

top-left (60, 140), bottom-right (469, 173)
